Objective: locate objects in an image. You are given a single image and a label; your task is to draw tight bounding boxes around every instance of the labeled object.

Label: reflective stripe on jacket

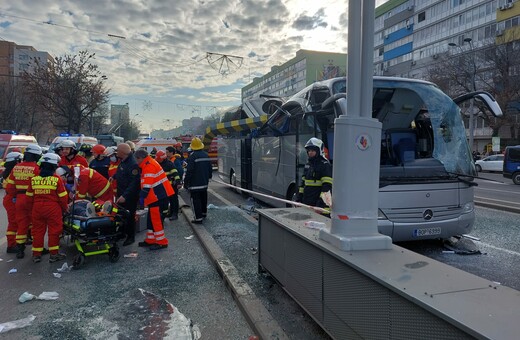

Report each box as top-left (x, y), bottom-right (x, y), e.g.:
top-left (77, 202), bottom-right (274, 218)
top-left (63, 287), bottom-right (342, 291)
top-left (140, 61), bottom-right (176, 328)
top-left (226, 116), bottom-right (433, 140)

top-left (138, 155), bottom-right (174, 206)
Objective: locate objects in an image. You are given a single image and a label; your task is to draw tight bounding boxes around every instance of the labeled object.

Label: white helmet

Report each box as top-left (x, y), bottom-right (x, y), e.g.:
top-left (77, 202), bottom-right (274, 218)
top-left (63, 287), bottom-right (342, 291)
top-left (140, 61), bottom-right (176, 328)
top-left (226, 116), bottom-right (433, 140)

top-left (40, 152), bottom-right (61, 165)
top-left (58, 139), bottom-right (76, 150)
top-left (25, 144), bottom-right (43, 156)
top-left (5, 152), bottom-right (23, 163)
top-left (304, 137), bottom-right (324, 156)
top-left (103, 146), bottom-right (117, 157)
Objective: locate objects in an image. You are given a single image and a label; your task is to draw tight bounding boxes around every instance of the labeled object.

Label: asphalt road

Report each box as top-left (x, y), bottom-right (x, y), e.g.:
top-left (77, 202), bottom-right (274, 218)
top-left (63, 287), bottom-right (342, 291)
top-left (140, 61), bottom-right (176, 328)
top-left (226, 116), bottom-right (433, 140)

top-left (0, 191), bottom-right (254, 339)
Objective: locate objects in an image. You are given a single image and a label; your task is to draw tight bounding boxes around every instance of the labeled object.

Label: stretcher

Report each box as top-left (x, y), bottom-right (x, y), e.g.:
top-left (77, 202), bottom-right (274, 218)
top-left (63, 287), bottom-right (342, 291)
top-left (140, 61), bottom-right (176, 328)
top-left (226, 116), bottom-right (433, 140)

top-left (63, 200), bottom-right (127, 269)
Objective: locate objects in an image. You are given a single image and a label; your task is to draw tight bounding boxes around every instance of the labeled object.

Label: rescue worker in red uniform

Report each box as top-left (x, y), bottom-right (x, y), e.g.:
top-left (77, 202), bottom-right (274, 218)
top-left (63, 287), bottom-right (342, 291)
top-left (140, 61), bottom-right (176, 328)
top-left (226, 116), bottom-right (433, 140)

top-left (56, 139), bottom-right (88, 168)
top-left (56, 165), bottom-right (113, 207)
top-left (5, 144), bottom-right (42, 258)
top-left (2, 151), bottom-right (23, 253)
top-left (134, 149), bottom-right (174, 250)
top-left (155, 150), bottom-right (181, 220)
top-left (105, 146), bottom-right (120, 197)
top-left (26, 153), bottom-right (68, 263)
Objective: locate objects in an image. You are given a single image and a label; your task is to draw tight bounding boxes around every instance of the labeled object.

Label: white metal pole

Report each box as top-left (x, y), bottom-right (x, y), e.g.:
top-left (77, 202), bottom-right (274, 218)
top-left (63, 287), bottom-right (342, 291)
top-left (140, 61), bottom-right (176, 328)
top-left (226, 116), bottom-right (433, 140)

top-left (319, 0), bottom-right (392, 250)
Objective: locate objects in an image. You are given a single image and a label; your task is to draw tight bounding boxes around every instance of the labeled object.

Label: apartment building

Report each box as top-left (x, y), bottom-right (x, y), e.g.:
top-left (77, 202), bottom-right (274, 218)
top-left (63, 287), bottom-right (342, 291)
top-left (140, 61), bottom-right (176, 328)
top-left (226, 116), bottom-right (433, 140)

top-left (242, 49), bottom-right (347, 102)
top-left (374, 0), bottom-right (520, 153)
top-left (0, 40), bottom-right (52, 80)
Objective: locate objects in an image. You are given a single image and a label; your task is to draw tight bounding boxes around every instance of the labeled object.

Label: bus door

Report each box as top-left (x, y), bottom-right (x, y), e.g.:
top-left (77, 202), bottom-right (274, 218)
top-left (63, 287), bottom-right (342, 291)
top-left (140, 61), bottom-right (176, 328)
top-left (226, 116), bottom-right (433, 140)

top-left (241, 138), bottom-right (252, 190)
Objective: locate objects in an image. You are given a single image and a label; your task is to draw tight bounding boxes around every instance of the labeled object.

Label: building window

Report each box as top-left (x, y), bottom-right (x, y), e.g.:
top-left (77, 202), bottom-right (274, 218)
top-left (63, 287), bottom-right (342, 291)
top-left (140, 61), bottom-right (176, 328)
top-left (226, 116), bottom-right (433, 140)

top-left (418, 12), bottom-right (426, 23)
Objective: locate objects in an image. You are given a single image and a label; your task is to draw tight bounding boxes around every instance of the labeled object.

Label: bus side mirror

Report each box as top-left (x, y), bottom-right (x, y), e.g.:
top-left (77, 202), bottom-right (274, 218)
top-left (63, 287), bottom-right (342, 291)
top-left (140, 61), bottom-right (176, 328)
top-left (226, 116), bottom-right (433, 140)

top-left (453, 91), bottom-right (503, 117)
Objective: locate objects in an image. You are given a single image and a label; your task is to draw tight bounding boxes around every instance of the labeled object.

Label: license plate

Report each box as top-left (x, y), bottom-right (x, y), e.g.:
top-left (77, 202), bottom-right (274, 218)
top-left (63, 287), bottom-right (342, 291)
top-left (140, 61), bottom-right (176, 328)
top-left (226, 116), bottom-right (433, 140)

top-left (413, 227), bottom-right (441, 237)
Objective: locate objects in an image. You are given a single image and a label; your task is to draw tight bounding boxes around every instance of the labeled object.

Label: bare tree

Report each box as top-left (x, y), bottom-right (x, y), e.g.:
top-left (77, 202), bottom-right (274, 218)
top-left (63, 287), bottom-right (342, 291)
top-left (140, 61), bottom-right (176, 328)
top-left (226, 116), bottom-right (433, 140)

top-left (425, 38), bottom-right (520, 141)
top-left (22, 50), bottom-right (110, 134)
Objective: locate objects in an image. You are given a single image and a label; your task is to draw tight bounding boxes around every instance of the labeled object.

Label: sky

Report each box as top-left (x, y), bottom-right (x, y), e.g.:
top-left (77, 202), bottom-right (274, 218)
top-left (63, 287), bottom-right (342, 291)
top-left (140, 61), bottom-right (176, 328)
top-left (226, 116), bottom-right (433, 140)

top-left (0, 0), bottom-right (389, 133)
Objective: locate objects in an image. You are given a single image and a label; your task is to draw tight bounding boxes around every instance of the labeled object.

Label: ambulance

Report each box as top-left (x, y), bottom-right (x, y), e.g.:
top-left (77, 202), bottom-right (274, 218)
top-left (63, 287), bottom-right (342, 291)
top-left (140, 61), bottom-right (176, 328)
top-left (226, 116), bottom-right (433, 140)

top-left (48, 134), bottom-right (98, 153)
top-left (0, 132), bottom-right (38, 160)
top-left (134, 138), bottom-right (178, 154)
top-left (0, 132), bottom-right (38, 180)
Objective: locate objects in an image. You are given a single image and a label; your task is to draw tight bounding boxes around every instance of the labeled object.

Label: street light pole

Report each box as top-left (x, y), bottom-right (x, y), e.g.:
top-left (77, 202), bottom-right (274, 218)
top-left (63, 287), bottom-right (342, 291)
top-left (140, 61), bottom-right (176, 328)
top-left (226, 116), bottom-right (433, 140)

top-left (91, 75), bottom-right (107, 136)
top-left (449, 38), bottom-right (477, 152)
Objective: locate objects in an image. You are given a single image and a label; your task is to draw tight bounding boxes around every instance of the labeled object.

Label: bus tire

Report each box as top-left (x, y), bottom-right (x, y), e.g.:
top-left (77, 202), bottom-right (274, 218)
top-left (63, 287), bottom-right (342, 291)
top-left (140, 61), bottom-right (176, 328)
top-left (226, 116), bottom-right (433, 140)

top-left (286, 185), bottom-right (297, 208)
top-left (230, 170), bottom-right (240, 194)
top-left (513, 172), bottom-right (520, 185)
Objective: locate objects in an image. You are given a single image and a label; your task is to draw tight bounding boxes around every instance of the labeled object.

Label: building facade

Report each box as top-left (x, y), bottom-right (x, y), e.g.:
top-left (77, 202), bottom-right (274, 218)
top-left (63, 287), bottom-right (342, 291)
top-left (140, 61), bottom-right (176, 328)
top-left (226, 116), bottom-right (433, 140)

top-left (242, 49), bottom-right (347, 102)
top-left (374, 0), bottom-right (520, 153)
top-left (0, 40), bottom-right (52, 80)
top-left (110, 104), bottom-right (130, 125)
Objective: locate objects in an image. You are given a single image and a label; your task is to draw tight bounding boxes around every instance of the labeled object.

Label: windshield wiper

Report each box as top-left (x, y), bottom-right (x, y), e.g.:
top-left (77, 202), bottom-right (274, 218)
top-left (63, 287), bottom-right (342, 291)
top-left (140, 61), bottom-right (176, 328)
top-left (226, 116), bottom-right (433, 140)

top-left (447, 172), bottom-right (478, 186)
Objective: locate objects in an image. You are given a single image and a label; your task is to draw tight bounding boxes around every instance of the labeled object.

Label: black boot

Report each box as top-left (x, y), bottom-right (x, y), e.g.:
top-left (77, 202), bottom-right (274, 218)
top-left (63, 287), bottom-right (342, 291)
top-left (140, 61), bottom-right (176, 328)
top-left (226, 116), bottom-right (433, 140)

top-left (16, 244), bottom-right (25, 259)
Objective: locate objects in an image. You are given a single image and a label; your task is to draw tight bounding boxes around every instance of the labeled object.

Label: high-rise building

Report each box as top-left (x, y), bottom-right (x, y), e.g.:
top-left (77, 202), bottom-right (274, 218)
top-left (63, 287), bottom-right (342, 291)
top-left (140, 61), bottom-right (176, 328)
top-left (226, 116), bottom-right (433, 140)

top-left (242, 49), bottom-right (347, 102)
top-left (374, 0), bottom-right (519, 153)
top-left (0, 40), bottom-right (52, 80)
top-left (111, 104), bottom-right (130, 125)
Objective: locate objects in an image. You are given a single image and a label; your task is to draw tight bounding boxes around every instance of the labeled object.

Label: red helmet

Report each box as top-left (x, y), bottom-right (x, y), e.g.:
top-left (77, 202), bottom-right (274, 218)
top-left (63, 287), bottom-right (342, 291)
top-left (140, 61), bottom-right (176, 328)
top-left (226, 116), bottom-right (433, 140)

top-left (92, 144), bottom-right (106, 155)
top-left (156, 150), bottom-right (167, 161)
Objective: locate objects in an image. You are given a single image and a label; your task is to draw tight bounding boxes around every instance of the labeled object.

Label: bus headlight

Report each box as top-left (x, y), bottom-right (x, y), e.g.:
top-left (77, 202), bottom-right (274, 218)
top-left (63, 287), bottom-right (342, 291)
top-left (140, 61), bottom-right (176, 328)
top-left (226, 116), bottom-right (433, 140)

top-left (462, 202), bottom-right (474, 214)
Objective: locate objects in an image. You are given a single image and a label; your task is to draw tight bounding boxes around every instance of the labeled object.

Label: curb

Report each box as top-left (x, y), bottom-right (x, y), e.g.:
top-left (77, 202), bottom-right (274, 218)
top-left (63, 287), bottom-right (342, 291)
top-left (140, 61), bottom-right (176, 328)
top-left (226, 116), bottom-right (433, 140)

top-left (178, 196), bottom-right (288, 340)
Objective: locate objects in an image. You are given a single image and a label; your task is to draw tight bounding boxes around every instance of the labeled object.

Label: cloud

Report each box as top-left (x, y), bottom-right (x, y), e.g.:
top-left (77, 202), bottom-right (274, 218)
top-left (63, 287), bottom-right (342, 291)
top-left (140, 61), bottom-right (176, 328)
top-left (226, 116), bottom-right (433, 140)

top-left (0, 0), bottom-right (390, 128)
top-left (292, 8), bottom-right (328, 31)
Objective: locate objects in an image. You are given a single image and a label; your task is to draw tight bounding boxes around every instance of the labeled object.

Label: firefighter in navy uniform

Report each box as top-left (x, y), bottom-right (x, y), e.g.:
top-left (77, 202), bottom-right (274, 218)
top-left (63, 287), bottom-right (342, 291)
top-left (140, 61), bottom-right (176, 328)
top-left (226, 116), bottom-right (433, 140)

top-left (183, 137), bottom-right (212, 224)
top-left (26, 153), bottom-right (68, 263)
top-left (114, 143), bottom-right (141, 246)
top-left (296, 138), bottom-right (333, 215)
top-left (5, 144), bottom-right (42, 258)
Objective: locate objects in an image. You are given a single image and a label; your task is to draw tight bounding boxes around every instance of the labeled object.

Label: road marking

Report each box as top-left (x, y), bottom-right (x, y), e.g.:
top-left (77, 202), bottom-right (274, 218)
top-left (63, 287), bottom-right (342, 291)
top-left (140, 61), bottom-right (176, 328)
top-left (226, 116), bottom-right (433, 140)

top-left (474, 240), bottom-right (520, 257)
top-left (475, 186), bottom-right (520, 194)
top-left (475, 195), bottom-right (520, 207)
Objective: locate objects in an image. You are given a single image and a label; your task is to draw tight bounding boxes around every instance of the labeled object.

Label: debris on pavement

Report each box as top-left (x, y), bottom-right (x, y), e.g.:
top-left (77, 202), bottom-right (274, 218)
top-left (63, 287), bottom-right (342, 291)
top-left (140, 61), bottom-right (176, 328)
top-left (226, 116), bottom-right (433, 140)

top-left (19, 291), bottom-right (59, 303)
top-left (8, 268), bottom-right (17, 274)
top-left (304, 221), bottom-right (326, 230)
top-left (57, 262), bottom-right (72, 273)
top-left (443, 236), bottom-right (482, 255)
top-left (123, 252), bottom-right (138, 258)
top-left (53, 273), bottom-right (62, 278)
top-left (184, 235), bottom-right (195, 240)
top-left (0, 314), bottom-right (36, 333)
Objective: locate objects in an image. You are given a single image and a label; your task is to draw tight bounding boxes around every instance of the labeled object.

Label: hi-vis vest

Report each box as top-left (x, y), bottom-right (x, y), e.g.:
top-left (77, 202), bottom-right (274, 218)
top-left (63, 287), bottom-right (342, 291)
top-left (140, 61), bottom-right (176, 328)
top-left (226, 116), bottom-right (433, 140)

top-left (139, 156), bottom-right (174, 206)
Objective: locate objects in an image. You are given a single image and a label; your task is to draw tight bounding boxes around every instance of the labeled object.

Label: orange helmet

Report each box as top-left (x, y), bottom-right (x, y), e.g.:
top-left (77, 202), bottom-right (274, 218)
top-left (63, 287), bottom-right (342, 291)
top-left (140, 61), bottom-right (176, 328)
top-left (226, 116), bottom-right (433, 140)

top-left (156, 150), bottom-right (167, 161)
top-left (92, 144), bottom-right (106, 155)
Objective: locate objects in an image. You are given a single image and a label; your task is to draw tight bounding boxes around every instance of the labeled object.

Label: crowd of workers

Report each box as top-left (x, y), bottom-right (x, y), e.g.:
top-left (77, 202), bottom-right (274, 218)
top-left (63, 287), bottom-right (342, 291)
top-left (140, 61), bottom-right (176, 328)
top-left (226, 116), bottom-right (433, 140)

top-left (2, 136), bottom-right (213, 263)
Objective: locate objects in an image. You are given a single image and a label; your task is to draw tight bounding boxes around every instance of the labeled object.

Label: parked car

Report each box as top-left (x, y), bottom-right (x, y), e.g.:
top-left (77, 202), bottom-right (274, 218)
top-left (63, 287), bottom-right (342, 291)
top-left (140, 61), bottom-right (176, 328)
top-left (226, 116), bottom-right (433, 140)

top-left (475, 154), bottom-right (504, 172)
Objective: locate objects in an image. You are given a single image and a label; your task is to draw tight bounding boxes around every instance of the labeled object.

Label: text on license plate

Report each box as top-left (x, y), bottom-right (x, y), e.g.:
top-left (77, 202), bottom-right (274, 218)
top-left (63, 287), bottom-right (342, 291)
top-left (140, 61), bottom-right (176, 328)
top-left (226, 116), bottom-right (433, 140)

top-left (413, 227), bottom-right (441, 237)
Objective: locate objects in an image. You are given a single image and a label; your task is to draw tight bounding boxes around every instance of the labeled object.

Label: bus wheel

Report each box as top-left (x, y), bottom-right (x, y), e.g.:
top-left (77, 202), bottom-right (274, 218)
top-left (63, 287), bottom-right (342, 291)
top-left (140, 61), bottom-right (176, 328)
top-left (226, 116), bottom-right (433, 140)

top-left (513, 173), bottom-right (520, 185)
top-left (286, 185), bottom-right (297, 208)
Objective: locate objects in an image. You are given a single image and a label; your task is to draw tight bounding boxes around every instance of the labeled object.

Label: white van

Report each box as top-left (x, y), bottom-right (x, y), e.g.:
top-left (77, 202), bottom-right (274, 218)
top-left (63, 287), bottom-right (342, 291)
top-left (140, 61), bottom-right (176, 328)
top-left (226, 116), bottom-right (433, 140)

top-left (48, 134), bottom-right (98, 153)
top-left (135, 138), bottom-right (178, 153)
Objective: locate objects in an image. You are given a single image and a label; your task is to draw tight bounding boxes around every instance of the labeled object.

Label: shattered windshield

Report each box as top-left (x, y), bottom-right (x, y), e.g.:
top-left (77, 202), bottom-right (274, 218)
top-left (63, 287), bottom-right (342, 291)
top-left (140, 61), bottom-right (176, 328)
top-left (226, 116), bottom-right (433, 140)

top-left (375, 79), bottom-right (474, 176)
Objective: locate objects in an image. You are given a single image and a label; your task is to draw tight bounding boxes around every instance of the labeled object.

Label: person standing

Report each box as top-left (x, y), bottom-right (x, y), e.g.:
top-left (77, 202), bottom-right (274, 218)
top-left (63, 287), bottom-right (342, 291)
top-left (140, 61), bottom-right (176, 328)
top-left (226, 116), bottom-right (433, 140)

top-left (105, 146), bottom-right (120, 198)
top-left (296, 137), bottom-right (333, 215)
top-left (134, 149), bottom-right (174, 250)
top-left (183, 137), bottom-right (212, 224)
top-left (56, 140), bottom-right (88, 168)
top-left (5, 144), bottom-right (42, 258)
top-left (26, 153), bottom-right (68, 263)
top-left (166, 146), bottom-right (184, 180)
top-left (89, 144), bottom-right (110, 179)
top-left (155, 150), bottom-right (181, 220)
top-left (2, 152), bottom-right (23, 253)
top-left (114, 143), bottom-right (140, 246)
